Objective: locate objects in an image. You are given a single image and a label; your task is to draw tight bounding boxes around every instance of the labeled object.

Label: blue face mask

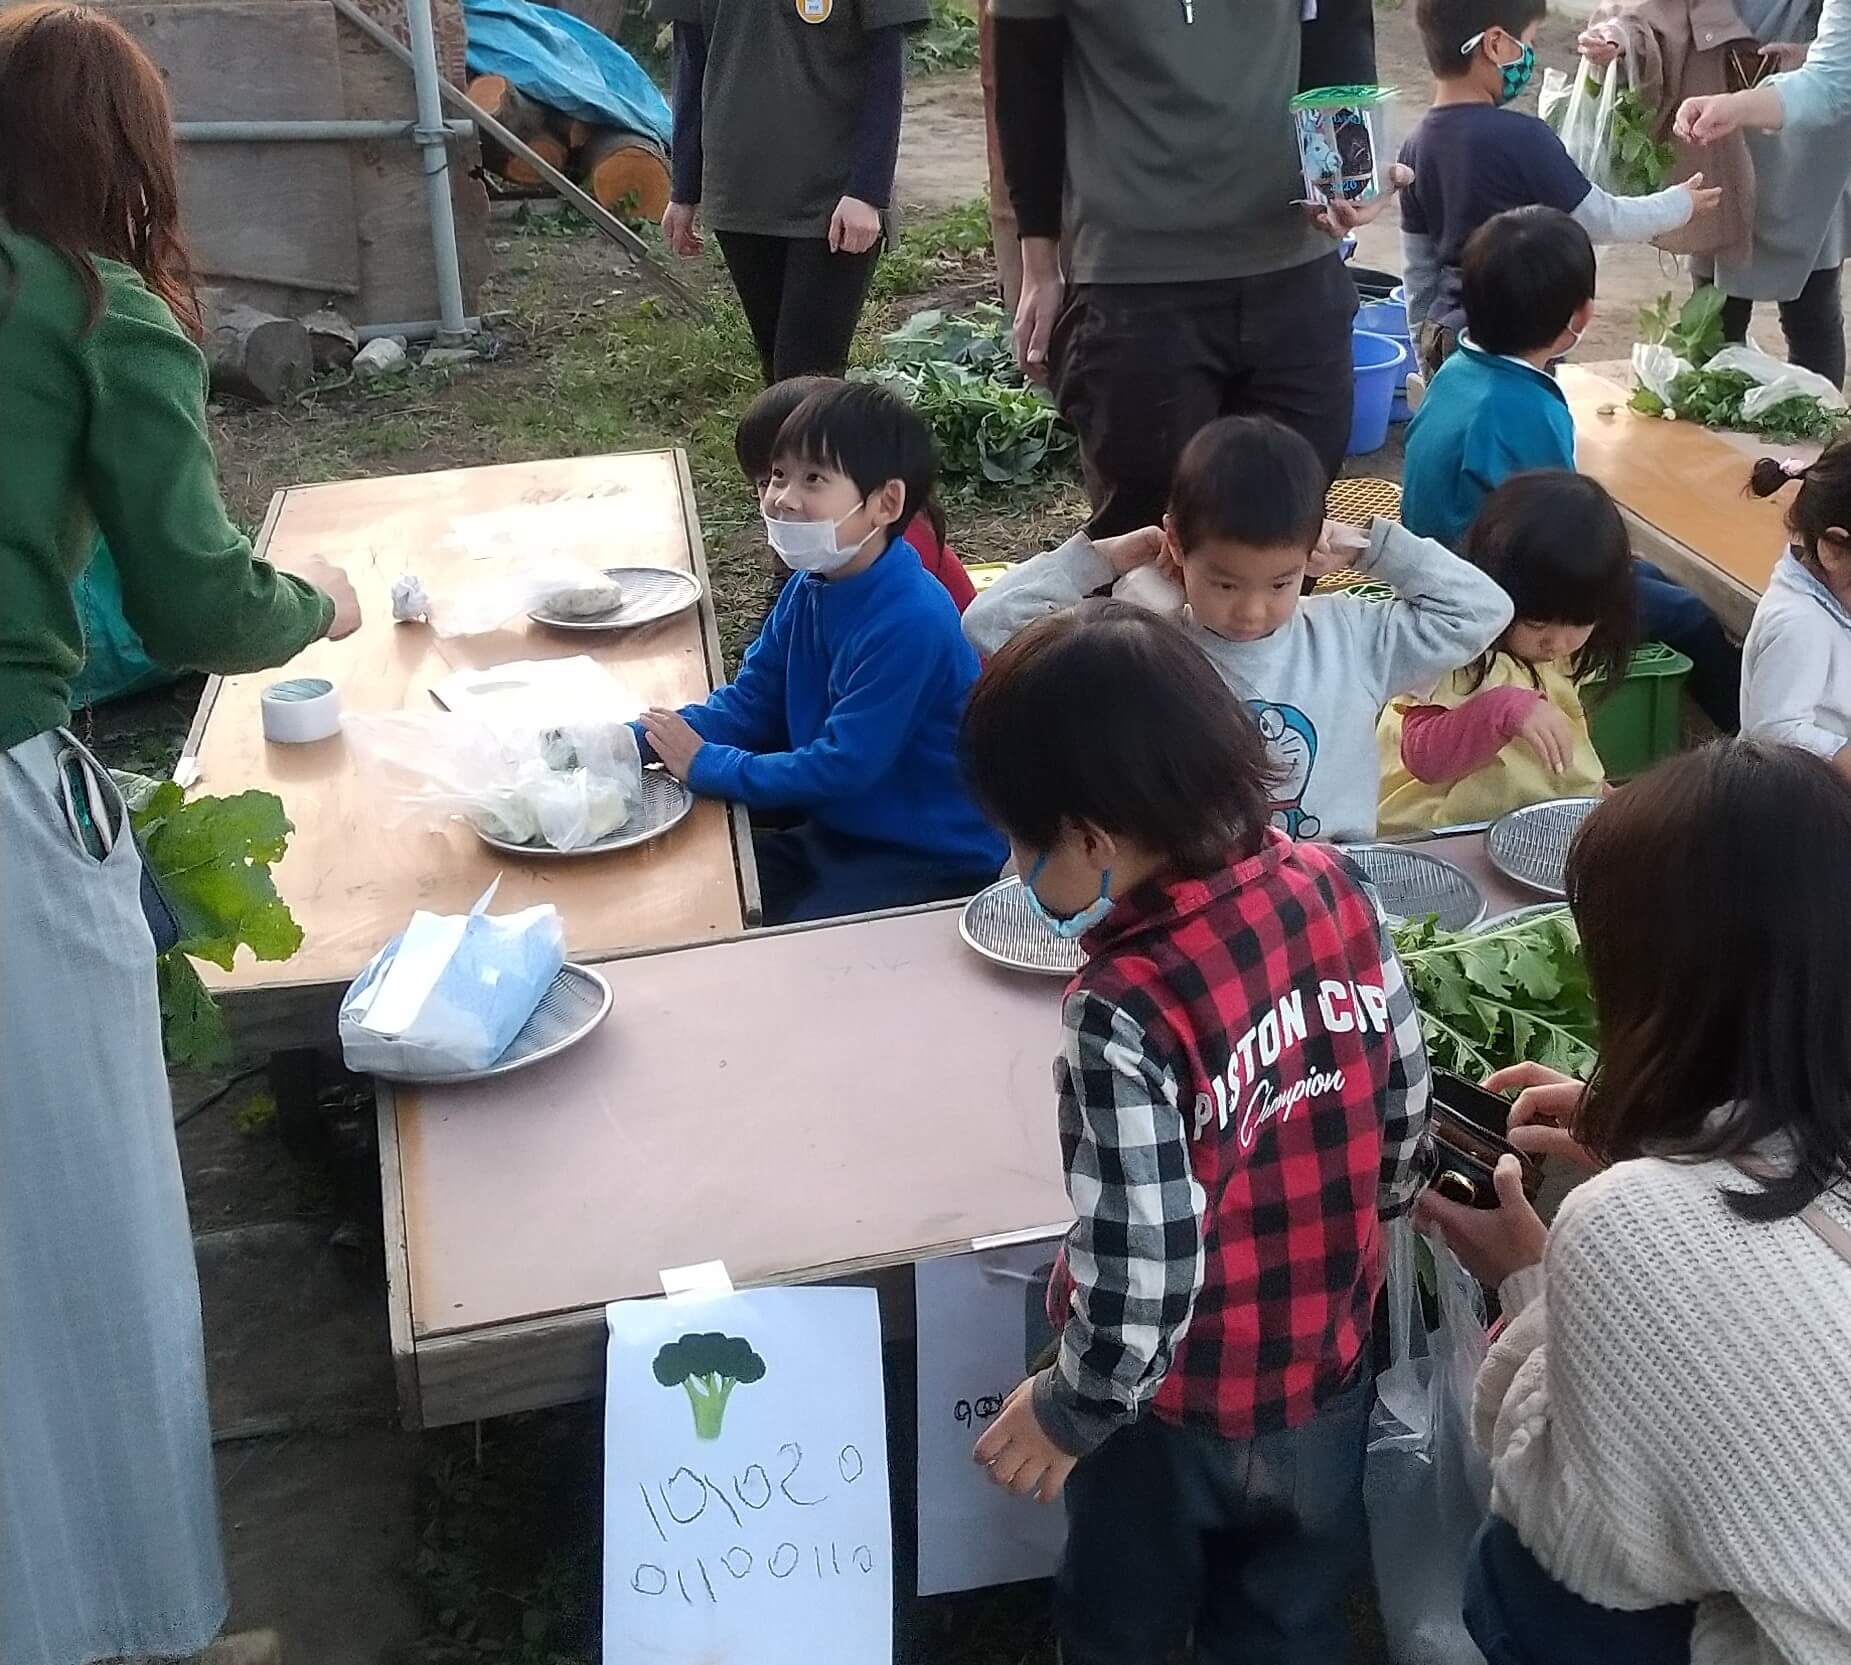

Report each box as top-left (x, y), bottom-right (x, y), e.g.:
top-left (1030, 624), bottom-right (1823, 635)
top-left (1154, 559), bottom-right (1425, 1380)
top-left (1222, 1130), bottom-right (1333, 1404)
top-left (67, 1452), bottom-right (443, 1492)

top-left (1023, 853), bottom-right (1115, 940)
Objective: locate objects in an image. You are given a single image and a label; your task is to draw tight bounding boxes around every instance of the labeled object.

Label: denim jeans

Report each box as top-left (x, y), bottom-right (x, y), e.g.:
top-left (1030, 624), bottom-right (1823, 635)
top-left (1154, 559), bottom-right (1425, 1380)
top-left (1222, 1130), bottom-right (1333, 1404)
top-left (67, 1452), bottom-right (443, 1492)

top-left (1463, 1517), bottom-right (1695, 1665)
top-left (1055, 1367), bottom-right (1374, 1665)
top-left (751, 821), bottom-right (998, 927)
top-left (1632, 559), bottom-right (1743, 734)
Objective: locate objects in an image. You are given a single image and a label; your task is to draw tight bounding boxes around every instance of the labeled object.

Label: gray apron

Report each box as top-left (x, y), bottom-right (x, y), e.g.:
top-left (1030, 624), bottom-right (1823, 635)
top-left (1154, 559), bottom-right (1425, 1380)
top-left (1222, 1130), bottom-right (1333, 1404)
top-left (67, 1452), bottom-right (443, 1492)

top-left (0, 729), bottom-right (226, 1664)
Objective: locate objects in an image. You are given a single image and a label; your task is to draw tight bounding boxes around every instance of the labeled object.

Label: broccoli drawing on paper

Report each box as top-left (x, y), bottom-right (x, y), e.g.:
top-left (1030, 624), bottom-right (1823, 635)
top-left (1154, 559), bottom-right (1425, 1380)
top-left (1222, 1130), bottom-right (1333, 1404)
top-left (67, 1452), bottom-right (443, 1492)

top-left (652, 1333), bottom-right (768, 1440)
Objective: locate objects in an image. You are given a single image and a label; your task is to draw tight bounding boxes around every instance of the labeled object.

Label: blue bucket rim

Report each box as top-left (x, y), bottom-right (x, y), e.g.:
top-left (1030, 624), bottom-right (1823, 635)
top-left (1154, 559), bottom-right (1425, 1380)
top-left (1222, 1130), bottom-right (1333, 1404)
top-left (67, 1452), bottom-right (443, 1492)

top-left (1352, 328), bottom-right (1408, 374)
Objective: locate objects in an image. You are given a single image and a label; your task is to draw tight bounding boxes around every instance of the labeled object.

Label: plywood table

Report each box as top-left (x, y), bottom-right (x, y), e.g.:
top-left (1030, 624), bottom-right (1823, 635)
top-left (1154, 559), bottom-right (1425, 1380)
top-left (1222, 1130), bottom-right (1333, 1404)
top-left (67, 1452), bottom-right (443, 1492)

top-left (375, 834), bottom-right (1539, 1430)
top-left (378, 901), bottom-right (1073, 1428)
top-left (182, 450), bottom-right (757, 1054)
top-left (1561, 365), bottom-right (1796, 636)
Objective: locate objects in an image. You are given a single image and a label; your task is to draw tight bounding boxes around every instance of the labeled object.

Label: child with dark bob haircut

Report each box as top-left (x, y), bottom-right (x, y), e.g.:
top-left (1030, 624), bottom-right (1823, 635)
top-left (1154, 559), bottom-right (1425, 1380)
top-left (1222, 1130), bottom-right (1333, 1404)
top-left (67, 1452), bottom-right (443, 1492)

top-left (639, 381), bottom-right (1003, 924)
top-left (963, 600), bottom-right (1434, 1665)
top-left (733, 376), bottom-right (975, 612)
top-left (964, 414), bottom-right (1511, 843)
top-left (1379, 470), bottom-right (1637, 832)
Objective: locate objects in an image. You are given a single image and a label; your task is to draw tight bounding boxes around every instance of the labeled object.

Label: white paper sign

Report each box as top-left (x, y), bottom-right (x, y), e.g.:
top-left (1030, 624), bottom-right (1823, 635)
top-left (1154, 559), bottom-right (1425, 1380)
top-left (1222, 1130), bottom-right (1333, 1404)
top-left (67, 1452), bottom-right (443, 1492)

top-left (603, 1286), bottom-right (892, 1665)
top-left (914, 1243), bottom-right (1069, 1596)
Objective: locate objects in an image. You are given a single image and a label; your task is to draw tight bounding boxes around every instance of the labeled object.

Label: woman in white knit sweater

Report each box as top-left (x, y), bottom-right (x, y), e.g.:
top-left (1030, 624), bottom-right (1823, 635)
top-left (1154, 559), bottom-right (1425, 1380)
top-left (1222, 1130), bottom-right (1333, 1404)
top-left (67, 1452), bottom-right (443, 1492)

top-left (1419, 740), bottom-right (1851, 1665)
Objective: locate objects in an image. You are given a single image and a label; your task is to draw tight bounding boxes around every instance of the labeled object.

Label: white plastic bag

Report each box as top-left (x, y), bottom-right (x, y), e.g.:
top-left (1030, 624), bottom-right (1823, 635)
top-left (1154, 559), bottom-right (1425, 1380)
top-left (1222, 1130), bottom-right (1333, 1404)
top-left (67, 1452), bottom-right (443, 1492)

top-left (1705, 343), bottom-right (1849, 419)
top-left (343, 708), bottom-right (643, 851)
top-left (1632, 340), bottom-right (1694, 403)
top-left (339, 880), bottom-right (566, 1076)
top-left (390, 556), bottom-right (622, 637)
top-left (1364, 1218), bottom-right (1492, 1665)
top-left (1549, 57), bottom-right (1623, 194)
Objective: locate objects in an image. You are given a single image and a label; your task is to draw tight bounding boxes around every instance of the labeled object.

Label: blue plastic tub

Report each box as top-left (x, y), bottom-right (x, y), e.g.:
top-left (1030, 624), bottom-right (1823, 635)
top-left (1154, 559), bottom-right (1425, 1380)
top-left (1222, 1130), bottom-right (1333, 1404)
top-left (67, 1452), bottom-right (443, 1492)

top-left (1359, 293), bottom-right (1413, 422)
top-left (1349, 329), bottom-right (1408, 456)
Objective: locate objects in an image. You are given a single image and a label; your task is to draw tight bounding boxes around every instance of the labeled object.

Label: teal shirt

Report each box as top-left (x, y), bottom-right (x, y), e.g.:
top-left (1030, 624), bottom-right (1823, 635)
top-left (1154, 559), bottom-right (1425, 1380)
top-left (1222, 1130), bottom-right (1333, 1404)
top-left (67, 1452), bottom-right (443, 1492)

top-left (0, 224), bottom-right (332, 752)
top-left (1400, 341), bottom-right (1576, 550)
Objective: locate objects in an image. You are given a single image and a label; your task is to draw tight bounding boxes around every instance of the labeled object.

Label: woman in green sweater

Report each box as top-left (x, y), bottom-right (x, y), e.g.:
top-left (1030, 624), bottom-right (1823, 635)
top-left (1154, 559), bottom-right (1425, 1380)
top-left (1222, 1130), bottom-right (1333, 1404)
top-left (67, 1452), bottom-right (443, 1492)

top-left (0, 10), bottom-right (358, 1661)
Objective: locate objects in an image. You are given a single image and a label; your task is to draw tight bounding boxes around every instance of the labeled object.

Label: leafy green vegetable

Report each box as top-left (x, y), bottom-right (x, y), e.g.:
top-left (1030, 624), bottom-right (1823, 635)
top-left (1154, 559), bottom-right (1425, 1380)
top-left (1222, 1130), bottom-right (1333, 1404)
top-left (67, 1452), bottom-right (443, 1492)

top-left (859, 305), bottom-right (1076, 487)
top-left (651, 1333), bottom-right (768, 1440)
top-left (1390, 910), bottom-right (1597, 1083)
top-left (1639, 284), bottom-right (1728, 367)
top-left (118, 774), bottom-right (303, 1067)
top-left (1543, 72), bottom-right (1678, 195)
top-left (909, 0), bottom-right (979, 74)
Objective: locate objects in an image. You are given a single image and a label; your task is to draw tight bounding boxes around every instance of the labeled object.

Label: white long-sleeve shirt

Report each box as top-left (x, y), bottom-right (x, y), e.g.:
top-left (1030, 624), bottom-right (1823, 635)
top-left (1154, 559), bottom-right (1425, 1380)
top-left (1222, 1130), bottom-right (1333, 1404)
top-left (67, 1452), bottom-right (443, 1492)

top-left (1478, 1155), bottom-right (1851, 1665)
top-left (1741, 549), bottom-right (1851, 761)
top-left (960, 521), bottom-right (1512, 845)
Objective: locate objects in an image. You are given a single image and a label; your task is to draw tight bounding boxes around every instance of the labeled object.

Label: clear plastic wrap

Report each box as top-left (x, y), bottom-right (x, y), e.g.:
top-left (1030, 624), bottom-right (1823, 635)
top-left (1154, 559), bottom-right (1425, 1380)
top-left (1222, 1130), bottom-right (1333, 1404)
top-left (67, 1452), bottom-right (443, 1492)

top-left (389, 557), bottom-right (625, 637)
top-left (344, 708), bottom-right (644, 851)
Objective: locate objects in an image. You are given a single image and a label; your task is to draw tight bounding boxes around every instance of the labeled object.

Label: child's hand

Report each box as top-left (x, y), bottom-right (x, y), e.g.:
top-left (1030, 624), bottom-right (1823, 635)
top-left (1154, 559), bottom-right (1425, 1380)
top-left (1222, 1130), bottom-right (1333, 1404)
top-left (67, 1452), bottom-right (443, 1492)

top-left (1682, 171), bottom-right (1723, 218)
top-left (1094, 525), bottom-right (1166, 576)
top-left (1308, 519), bottom-right (1369, 579)
top-left (829, 196), bottom-right (883, 255)
top-left (640, 709), bottom-right (704, 781)
top-left (1514, 701), bottom-right (1577, 776)
top-left (972, 1378), bottom-right (1077, 1504)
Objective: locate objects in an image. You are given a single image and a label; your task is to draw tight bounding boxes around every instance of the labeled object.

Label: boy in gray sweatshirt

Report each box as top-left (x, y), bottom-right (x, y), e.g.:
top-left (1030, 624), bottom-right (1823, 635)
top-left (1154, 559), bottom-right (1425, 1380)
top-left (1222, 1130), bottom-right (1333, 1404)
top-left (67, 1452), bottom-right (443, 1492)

top-left (963, 417), bottom-right (1512, 844)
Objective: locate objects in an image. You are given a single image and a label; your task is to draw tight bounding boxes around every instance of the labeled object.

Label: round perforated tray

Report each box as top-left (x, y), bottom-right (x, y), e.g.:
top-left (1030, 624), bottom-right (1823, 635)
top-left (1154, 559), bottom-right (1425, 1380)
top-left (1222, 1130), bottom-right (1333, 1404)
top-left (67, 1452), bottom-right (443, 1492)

top-left (959, 877), bottom-right (1087, 978)
top-left (1342, 843), bottom-right (1486, 932)
top-left (1472, 902), bottom-right (1573, 935)
top-left (1487, 798), bottom-right (1600, 899)
top-left (369, 962), bottom-right (613, 1084)
top-left (474, 768), bottom-right (692, 858)
top-left (529, 565), bottom-right (701, 630)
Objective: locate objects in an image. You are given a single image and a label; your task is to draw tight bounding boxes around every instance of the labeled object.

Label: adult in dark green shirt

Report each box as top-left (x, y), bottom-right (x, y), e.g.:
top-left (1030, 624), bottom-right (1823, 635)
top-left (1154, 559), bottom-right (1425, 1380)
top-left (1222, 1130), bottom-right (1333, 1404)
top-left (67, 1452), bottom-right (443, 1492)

top-left (654, 0), bottom-right (930, 382)
top-left (0, 11), bottom-right (357, 1661)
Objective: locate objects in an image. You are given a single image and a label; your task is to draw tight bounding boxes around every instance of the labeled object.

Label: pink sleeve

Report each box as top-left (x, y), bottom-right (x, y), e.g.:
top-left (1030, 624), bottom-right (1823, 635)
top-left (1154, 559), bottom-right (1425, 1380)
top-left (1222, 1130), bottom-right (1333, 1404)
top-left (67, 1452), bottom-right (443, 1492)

top-left (1399, 686), bottom-right (1545, 784)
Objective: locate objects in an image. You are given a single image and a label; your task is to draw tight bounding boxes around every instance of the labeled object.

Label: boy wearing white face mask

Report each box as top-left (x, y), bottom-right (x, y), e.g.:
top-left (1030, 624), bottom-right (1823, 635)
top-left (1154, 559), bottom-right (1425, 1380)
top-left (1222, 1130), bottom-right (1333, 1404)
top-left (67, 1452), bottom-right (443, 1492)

top-left (638, 382), bottom-right (1005, 926)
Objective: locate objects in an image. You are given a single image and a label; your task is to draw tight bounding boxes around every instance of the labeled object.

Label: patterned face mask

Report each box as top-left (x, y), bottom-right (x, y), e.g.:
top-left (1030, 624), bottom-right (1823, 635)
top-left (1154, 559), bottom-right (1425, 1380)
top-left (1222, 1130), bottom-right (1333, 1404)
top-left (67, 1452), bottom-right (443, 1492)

top-left (1461, 31), bottom-right (1537, 105)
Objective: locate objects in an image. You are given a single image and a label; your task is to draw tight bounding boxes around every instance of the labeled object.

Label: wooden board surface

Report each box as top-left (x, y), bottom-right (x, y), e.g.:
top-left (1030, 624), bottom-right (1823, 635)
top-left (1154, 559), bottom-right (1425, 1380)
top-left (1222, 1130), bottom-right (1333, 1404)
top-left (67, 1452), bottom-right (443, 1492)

top-left (103, 2), bottom-right (361, 295)
top-left (381, 833), bottom-right (1539, 1425)
top-left (187, 450), bottom-right (747, 1017)
top-left (1562, 366), bottom-right (1791, 600)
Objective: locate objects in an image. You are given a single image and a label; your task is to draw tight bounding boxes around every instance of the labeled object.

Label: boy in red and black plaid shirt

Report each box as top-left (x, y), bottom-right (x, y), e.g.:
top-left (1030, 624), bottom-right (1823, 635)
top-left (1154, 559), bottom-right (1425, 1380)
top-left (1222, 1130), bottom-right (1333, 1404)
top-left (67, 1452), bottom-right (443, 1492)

top-left (964, 601), bottom-right (1432, 1664)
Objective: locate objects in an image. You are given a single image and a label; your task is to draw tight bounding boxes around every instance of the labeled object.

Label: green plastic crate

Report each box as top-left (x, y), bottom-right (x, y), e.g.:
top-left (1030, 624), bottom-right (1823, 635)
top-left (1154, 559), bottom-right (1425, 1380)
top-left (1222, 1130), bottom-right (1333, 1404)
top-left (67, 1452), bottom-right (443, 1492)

top-left (1585, 641), bottom-right (1693, 779)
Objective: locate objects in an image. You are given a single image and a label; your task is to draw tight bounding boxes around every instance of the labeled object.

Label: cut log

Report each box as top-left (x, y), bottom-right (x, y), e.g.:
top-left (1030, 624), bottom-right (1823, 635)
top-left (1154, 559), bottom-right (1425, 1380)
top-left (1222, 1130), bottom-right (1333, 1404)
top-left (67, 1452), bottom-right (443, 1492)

top-left (575, 128), bottom-right (670, 223)
top-left (468, 75), bottom-right (565, 184)
top-left (205, 300), bottom-right (312, 404)
top-left (301, 307), bottom-right (359, 372)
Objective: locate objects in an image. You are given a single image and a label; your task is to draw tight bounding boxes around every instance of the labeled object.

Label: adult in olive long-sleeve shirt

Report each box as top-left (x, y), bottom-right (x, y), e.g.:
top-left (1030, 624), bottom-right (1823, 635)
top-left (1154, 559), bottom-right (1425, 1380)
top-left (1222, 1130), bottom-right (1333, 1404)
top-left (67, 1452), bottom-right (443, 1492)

top-left (0, 222), bottom-right (348, 751)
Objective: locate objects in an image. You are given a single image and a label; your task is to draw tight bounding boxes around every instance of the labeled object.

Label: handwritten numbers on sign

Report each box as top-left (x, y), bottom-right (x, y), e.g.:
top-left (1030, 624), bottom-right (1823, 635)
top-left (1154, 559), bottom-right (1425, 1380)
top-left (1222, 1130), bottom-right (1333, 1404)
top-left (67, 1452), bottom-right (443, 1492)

top-left (603, 1286), bottom-right (892, 1664)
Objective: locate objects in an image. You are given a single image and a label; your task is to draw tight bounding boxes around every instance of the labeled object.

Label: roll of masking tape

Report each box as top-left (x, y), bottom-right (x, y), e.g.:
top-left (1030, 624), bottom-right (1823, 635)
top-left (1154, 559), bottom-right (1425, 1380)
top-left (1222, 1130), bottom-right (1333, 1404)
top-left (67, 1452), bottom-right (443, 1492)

top-left (260, 676), bottom-right (341, 744)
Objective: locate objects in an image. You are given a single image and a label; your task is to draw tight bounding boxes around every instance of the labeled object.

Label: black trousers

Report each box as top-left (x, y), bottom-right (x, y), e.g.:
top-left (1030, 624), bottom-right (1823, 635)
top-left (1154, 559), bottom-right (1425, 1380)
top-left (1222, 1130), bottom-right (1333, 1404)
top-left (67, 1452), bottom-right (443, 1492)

top-left (714, 230), bottom-right (880, 384)
top-left (1719, 265), bottom-right (1846, 390)
top-left (1051, 255), bottom-right (1359, 538)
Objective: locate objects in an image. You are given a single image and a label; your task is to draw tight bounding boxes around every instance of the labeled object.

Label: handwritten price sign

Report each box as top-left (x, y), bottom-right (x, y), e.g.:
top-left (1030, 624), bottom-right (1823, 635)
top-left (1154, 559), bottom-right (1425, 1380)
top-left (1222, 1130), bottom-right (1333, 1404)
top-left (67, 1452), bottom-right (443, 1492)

top-left (603, 1286), bottom-right (892, 1665)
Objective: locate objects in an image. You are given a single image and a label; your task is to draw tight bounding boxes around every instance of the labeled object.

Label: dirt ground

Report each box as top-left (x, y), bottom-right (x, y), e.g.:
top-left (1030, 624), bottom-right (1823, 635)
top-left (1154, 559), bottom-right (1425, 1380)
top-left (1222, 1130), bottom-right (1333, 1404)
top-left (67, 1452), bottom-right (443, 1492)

top-left (87, 5), bottom-right (1753, 1661)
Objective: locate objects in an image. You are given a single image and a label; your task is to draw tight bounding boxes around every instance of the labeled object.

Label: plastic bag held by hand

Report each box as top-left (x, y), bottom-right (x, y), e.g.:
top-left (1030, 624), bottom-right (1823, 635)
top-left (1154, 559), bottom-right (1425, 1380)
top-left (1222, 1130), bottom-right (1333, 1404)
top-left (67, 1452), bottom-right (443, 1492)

top-left (338, 880), bottom-right (566, 1076)
top-left (1551, 57), bottom-right (1623, 193)
top-left (1364, 1218), bottom-right (1492, 1665)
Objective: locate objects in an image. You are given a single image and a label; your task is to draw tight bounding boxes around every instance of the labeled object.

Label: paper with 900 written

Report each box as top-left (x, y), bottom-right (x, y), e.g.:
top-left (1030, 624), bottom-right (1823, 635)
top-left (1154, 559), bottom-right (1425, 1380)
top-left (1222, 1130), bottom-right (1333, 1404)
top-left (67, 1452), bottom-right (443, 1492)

top-left (603, 1286), bottom-right (891, 1664)
top-left (914, 1243), bottom-right (1069, 1596)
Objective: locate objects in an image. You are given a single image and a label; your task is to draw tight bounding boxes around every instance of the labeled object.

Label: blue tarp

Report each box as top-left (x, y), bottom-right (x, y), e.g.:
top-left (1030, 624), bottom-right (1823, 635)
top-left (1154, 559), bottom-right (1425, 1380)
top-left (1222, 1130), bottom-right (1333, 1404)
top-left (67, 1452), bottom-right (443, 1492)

top-left (464, 0), bottom-right (672, 150)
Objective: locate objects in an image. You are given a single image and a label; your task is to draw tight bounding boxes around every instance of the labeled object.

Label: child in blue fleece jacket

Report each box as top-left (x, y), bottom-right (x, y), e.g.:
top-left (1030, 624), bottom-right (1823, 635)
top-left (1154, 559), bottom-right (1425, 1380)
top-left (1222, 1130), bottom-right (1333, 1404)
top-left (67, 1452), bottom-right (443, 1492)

top-left (638, 381), bottom-right (1005, 925)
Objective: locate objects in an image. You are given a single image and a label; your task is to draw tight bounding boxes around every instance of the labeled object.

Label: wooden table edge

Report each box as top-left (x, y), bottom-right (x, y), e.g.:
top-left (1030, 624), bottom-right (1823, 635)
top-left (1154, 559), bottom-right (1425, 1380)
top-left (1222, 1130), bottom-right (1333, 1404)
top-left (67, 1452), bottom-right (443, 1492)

top-left (376, 1086), bottom-right (424, 1430)
top-left (1619, 505), bottom-right (1759, 640)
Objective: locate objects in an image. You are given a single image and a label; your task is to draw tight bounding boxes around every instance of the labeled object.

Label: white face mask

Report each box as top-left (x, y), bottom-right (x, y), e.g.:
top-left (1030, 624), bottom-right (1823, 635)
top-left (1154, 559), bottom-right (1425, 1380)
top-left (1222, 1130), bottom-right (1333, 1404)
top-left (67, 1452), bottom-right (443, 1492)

top-left (762, 505), bottom-right (878, 575)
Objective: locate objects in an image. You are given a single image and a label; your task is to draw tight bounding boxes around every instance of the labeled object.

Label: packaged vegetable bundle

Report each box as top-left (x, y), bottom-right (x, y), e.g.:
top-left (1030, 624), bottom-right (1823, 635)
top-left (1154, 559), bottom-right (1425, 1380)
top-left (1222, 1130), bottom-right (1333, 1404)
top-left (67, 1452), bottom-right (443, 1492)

top-left (1541, 55), bottom-right (1678, 198)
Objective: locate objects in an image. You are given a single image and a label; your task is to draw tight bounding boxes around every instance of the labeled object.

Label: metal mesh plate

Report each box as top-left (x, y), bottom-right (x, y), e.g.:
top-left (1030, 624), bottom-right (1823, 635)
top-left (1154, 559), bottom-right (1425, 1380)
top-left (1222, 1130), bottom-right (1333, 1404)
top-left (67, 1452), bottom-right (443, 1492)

top-left (1472, 902), bottom-right (1573, 936)
top-left (528, 566), bottom-right (702, 631)
top-left (370, 963), bottom-right (614, 1085)
top-left (959, 877), bottom-right (1087, 978)
top-left (1324, 475), bottom-right (1403, 528)
top-left (1487, 798), bottom-right (1600, 899)
top-left (1342, 843), bottom-right (1487, 932)
top-left (474, 768), bottom-right (693, 858)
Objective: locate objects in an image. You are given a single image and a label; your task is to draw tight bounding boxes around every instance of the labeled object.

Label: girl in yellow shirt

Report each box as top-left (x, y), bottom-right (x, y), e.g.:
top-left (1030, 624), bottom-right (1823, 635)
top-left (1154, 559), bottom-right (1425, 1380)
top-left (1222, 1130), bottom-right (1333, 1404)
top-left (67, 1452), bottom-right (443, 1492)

top-left (1378, 471), bottom-right (1635, 835)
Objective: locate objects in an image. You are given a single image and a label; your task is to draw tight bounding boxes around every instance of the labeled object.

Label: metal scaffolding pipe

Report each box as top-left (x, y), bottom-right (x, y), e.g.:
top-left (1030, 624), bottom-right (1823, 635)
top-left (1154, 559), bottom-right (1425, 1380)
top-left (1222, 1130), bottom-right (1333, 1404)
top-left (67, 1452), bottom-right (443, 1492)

top-left (174, 119), bottom-right (474, 142)
top-left (355, 316), bottom-right (487, 343)
top-left (402, 0), bottom-right (471, 345)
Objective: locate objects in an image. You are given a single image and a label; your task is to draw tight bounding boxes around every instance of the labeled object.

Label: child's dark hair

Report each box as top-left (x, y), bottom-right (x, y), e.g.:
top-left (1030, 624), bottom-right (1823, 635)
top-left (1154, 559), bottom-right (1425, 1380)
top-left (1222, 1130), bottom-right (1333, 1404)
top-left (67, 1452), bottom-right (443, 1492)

top-left (1168, 416), bottom-right (1328, 554)
top-left (1461, 207), bottom-right (1595, 357)
top-left (1416, 0), bottom-right (1547, 76)
top-left (1461, 471), bottom-right (1636, 691)
top-left (1748, 433), bottom-right (1851, 555)
top-left (766, 380), bottom-right (942, 545)
top-left (960, 600), bottom-right (1274, 876)
top-left (734, 375), bottom-right (834, 483)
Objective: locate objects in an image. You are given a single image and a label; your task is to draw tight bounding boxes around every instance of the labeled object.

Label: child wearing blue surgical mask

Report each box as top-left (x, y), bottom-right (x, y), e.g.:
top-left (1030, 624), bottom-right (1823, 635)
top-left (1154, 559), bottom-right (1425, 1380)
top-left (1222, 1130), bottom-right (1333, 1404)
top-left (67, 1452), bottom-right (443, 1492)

top-left (1400, 0), bottom-right (1715, 379)
top-left (958, 600), bottom-right (1431, 1665)
top-left (637, 381), bottom-right (1004, 925)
